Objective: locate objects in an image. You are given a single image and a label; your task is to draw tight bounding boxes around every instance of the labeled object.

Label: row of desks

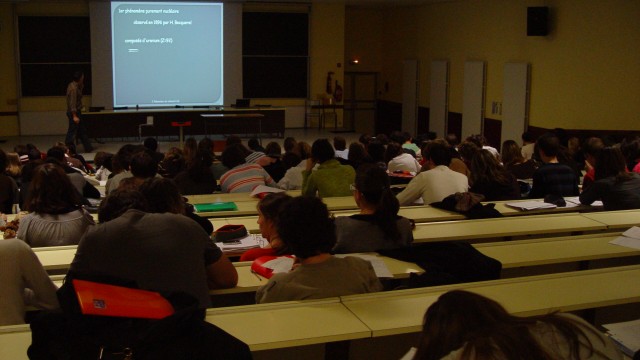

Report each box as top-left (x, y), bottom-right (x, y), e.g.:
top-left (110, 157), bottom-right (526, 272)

top-left (5, 265), bottom-right (636, 358)
top-left (43, 232), bottom-right (640, 298)
top-left (214, 210), bottom-right (631, 242)
top-left (186, 192), bottom-right (601, 219)
top-left (33, 210), bottom-right (640, 275)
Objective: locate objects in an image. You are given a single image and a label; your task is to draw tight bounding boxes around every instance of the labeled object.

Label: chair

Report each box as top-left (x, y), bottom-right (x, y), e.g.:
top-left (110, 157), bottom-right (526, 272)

top-left (304, 99), bottom-right (322, 129)
top-left (138, 116), bottom-right (154, 140)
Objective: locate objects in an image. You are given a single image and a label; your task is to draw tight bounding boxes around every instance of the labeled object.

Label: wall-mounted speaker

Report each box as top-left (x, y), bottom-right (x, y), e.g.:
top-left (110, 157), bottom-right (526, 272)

top-left (527, 7), bottom-right (549, 36)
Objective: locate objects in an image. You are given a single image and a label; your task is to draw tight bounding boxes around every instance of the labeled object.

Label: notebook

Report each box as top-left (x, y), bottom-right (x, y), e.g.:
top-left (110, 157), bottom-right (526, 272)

top-left (73, 279), bottom-right (174, 319)
top-left (193, 202), bottom-right (238, 212)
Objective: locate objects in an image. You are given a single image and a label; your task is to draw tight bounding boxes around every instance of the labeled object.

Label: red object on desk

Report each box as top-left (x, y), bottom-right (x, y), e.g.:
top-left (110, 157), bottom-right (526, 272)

top-left (171, 121), bottom-right (192, 127)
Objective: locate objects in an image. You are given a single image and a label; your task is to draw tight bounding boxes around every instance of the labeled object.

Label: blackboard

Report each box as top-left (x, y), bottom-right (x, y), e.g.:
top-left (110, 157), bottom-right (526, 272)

top-left (18, 16), bottom-right (92, 96)
top-left (242, 12), bottom-right (308, 99)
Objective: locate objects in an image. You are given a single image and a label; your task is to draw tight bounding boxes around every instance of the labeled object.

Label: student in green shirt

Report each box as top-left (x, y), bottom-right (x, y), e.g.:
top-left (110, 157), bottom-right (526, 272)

top-left (302, 139), bottom-right (355, 197)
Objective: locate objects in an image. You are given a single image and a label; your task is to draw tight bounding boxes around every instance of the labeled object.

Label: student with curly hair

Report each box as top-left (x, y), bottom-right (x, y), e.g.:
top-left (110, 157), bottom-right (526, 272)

top-left (412, 290), bottom-right (620, 360)
top-left (255, 196), bottom-right (382, 303)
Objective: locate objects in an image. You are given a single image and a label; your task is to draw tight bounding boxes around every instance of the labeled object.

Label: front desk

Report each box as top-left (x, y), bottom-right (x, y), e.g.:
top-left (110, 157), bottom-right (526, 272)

top-left (83, 107), bottom-right (285, 139)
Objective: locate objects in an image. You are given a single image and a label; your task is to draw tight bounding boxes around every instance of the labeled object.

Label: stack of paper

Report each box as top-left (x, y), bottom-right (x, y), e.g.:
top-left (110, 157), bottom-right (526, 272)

top-left (603, 318), bottom-right (640, 356)
top-left (565, 197), bottom-right (603, 207)
top-left (609, 227), bottom-right (640, 250)
top-left (505, 201), bottom-right (557, 211)
top-left (216, 234), bottom-right (265, 252)
top-left (335, 254), bottom-right (393, 278)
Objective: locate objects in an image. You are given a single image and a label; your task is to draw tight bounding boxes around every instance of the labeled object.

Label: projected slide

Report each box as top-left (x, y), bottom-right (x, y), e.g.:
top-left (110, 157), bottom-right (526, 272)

top-left (111, 2), bottom-right (223, 107)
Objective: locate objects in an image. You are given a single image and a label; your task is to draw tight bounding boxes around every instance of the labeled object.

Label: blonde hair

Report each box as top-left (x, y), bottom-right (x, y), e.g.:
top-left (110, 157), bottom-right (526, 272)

top-left (6, 152), bottom-right (22, 177)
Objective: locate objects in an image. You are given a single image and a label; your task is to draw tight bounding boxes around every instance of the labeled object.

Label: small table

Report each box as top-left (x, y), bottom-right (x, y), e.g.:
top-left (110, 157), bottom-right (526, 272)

top-left (201, 113), bottom-right (265, 141)
top-left (311, 103), bottom-right (344, 129)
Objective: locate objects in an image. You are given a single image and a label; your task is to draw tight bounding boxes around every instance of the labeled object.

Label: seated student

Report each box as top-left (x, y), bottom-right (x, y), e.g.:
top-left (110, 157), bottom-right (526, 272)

top-left (302, 138), bottom-right (355, 197)
top-left (18, 163), bottom-right (95, 247)
top-left (117, 150), bottom-right (160, 190)
top-left (529, 133), bottom-right (579, 199)
top-left (281, 137), bottom-right (301, 171)
top-left (143, 137), bottom-right (165, 164)
top-left (347, 141), bottom-right (373, 171)
top-left (46, 148), bottom-right (100, 200)
top-left (277, 141), bottom-right (314, 190)
top-left (255, 196), bottom-right (383, 303)
top-left (139, 177), bottom-right (213, 235)
top-left (420, 139), bottom-right (469, 177)
top-left (105, 144), bottom-right (145, 195)
top-left (412, 290), bottom-right (621, 360)
top-left (261, 141), bottom-right (287, 183)
top-left (334, 136), bottom-right (349, 160)
top-left (53, 142), bottom-right (83, 171)
top-left (521, 131), bottom-right (537, 160)
top-left (219, 144), bottom-right (276, 193)
top-left (466, 134), bottom-right (500, 161)
top-left (0, 238), bottom-right (59, 325)
top-left (17, 150), bottom-right (43, 209)
top-left (366, 140), bottom-right (387, 169)
top-left (173, 148), bottom-right (217, 195)
top-left (97, 188), bottom-right (147, 223)
top-left (248, 137), bottom-right (266, 154)
top-left (158, 147), bottom-right (186, 179)
top-left (239, 193), bottom-right (293, 261)
top-left (183, 137), bottom-right (198, 165)
top-left (401, 131), bottom-right (422, 157)
top-left (581, 137), bottom-right (604, 190)
top-left (468, 149), bottom-right (521, 201)
top-left (387, 142), bottom-right (421, 173)
top-left (334, 164), bottom-right (414, 253)
top-left (6, 152), bottom-right (23, 185)
top-left (71, 178), bottom-right (238, 309)
top-left (579, 146), bottom-right (640, 210)
top-left (620, 136), bottom-right (640, 174)
top-left (501, 140), bottom-right (538, 180)
top-left (396, 142), bottom-right (469, 206)
top-left (93, 151), bottom-right (113, 182)
top-left (0, 149), bottom-right (18, 214)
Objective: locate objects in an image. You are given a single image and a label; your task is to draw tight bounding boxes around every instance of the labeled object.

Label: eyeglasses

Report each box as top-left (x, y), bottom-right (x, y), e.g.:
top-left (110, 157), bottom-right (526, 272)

top-left (349, 184), bottom-right (357, 192)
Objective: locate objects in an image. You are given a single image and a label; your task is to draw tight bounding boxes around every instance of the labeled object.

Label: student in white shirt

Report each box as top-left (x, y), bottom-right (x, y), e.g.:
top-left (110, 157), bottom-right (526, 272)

top-left (396, 142), bottom-right (468, 206)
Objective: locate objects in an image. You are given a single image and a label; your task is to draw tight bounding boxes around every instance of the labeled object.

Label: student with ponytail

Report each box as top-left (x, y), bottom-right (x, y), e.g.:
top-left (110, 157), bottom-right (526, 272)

top-left (333, 163), bottom-right (414, 253)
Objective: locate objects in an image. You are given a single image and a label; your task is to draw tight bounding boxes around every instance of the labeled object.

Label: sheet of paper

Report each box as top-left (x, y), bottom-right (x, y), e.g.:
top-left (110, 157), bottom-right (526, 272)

top-left (506, 201), bottom-right (557, 210)
top-left (217, 234), bottom-right (264, 251)
top-left (603, 318), bottom-right (640, 356)
top-left (622, 226), bottom-right (640, 240)
top-left (565, 197), bottom-right (603, 207)
top-left (609, 235), bottom-right (640, 250)
top-left (251, 185), bottom-right (285, 197)
top-left (261, 257), bottom-right (295, 273)
top-left (335, 254), bottom-right (393, 278)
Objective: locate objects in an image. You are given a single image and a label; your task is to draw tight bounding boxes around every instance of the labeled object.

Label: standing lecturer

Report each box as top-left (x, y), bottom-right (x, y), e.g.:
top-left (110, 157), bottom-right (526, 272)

top-left (65, 71), bottom-right (93, 153)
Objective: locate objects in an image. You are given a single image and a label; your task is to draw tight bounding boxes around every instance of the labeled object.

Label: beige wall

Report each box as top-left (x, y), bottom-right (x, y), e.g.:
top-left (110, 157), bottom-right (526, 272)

top-left (348, 0), bottom-right (640, 131)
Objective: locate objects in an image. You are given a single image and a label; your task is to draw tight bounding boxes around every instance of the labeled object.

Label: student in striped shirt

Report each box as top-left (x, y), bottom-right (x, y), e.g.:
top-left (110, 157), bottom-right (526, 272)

top-left (219, 144), bottom-right (276, 193)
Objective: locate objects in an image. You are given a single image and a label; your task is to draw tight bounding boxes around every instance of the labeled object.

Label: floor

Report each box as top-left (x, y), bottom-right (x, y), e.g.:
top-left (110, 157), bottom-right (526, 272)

top-left (0, 128), bottom-right (364, 161)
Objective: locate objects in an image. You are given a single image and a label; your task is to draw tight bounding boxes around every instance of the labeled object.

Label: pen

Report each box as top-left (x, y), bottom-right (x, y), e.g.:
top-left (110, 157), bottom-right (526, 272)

top-left (251, 270), bottom-right (262, 281)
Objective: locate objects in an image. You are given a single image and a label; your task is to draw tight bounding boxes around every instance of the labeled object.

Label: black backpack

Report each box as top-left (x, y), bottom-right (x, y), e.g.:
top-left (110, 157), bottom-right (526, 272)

top-left (28, 272), bottom-right (252, 360)
top-left (379, 241), bottom-right (502, 288)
